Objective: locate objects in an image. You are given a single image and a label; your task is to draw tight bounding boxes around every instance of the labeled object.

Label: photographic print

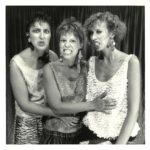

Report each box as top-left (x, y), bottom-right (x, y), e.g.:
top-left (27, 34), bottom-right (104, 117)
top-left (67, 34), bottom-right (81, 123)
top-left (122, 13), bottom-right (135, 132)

top-left (1, 0), bottom-right (149, 150)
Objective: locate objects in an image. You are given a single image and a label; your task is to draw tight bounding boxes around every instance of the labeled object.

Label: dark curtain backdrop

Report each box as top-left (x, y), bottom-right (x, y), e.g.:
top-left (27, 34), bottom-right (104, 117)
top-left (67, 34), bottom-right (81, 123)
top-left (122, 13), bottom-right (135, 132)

top-left (6, 6), bottom-right (145, 144)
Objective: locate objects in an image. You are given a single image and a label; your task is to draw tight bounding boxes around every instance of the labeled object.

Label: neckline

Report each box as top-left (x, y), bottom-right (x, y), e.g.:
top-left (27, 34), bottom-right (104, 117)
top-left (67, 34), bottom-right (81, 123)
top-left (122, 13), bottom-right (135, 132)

top-left (52, 61), bottom-right (81, 81)
top-left (93, 55), bottom-right (129, 83)
top-left (17, 54), bottom-right (43, 71)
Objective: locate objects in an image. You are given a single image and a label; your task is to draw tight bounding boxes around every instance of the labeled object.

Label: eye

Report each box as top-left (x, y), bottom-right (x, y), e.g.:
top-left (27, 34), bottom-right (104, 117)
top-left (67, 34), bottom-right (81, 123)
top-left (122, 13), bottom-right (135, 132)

top-left (32, 29), bottom-right (40, 33)
top-left (44, 29), bottom-right (50, 34)
top-left (70, 39), bottom-right (76, 43)
top-left (60, 39), bottom-right (66, 42)
top-left (96, 30), bottom-right (102, 34)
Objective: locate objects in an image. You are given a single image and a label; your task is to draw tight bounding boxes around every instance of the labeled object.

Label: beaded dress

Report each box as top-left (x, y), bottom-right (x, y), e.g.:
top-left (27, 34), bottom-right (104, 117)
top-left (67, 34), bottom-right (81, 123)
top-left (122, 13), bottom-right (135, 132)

top-left (83, 55), bottom-right (140, 139)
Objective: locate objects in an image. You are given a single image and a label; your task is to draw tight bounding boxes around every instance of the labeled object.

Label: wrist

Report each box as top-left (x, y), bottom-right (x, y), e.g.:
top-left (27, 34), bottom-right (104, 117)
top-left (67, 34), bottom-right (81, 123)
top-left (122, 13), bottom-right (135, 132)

top-left (88, 101), bottom-right (95, 111)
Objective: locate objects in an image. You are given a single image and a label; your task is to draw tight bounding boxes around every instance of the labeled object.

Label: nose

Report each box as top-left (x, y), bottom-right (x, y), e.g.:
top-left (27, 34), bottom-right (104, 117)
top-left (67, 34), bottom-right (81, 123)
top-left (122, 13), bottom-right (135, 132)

top-left (65, 41), bottom-right (70, 47)
top-left (91, 32), bottom-right (97, 41)
top-left (39, 31), bottom-right (44, 39)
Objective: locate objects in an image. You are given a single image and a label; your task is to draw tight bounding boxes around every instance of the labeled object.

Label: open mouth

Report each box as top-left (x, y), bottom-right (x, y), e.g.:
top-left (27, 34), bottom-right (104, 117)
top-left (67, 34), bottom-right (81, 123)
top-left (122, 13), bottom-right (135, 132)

top-left (38, 41), bottom-right (45, 46)
top-left (63, 49), bottom-right (72, 55)
top-left (93, 41), bottom-right (100, 46)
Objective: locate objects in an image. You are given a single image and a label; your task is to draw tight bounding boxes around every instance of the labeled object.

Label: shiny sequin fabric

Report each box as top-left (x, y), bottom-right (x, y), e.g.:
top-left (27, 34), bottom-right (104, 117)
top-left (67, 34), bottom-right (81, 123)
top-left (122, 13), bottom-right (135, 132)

top-left (14, 116), bottom-right (43, 144)
top-left (83, 55), bottom-right (139, 139)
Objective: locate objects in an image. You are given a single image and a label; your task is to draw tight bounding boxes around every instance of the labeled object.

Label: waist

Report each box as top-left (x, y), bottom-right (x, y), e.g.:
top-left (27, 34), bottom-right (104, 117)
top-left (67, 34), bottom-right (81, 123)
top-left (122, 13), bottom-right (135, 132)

top-left (43, 116), bottom-right (83, 133)
top-left (86, 137), bottom-right (136, 144)
top-left (15, 101), bottom-right (43, 118)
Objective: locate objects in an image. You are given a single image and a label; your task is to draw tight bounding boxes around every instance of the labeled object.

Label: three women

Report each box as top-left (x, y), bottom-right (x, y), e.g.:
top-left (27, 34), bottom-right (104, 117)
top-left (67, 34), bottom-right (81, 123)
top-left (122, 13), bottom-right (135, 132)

top-left (10, 11), bottom-right (141, 145)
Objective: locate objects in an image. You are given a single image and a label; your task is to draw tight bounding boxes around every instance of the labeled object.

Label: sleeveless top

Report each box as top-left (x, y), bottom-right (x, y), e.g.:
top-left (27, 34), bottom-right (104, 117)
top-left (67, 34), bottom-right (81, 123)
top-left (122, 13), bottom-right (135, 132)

top-left (83, 55), bottom-right (140, 139)
top-left (10, 50), bottom-right (58, 118)
top-left (44, 61), bottom-right (87, 133)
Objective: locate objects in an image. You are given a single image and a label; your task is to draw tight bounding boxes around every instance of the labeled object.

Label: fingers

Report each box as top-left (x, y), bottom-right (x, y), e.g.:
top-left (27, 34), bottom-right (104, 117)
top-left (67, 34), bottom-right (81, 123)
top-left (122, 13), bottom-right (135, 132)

top-left (67, 121), bottom-right (78, 127)
top-left (104, 99), bottom-right (117, 107)
top-left (61, 117), bottom-right (79, 128)
top-left (103, 110), bottom-right (112, 114)
top-left (100, 92), bottom-right (107, 99)
top-left (64, 120), bottom-right (78, 128)
top-left (68, 117), bottom-right (79, 123)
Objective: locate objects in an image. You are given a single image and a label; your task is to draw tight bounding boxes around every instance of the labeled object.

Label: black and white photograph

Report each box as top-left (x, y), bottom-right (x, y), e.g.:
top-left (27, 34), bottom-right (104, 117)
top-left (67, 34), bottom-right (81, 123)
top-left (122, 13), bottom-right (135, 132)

top-left (1, 0), bottom-right (149, 149)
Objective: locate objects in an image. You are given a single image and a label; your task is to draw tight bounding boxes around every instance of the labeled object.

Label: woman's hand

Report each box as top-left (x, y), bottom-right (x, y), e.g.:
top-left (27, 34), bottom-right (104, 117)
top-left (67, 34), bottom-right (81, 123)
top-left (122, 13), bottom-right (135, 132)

top-left (92, 92), bottom-right (117, 114)
top-left (58, 116), bottom-right (80, 128)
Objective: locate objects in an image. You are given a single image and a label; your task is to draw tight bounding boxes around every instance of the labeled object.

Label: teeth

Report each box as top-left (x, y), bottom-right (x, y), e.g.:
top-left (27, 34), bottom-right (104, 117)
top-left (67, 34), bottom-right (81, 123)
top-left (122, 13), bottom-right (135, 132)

top-left (94, 41), bottom-right (99, 45)
top-left (63, 49), bottom-right (72, 54)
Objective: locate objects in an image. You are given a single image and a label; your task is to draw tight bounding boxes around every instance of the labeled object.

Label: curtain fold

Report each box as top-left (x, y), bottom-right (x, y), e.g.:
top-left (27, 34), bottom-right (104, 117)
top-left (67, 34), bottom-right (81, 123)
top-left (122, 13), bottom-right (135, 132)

top-left (6, 6), bottom-right (145, 144)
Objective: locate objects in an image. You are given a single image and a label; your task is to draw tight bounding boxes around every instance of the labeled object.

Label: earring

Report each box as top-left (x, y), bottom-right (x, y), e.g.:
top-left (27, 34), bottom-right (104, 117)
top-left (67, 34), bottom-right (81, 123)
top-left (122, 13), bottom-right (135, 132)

top-left (107, 37), bottom-right (115, 50)
top-left (28, 38), bottom-right (31, 43)
top-left (76, 50), bottom-right (83, 74)
top-left (78, 50), bottom-right (83, 61)
top-left (59, 54), bottom-right (63, 62)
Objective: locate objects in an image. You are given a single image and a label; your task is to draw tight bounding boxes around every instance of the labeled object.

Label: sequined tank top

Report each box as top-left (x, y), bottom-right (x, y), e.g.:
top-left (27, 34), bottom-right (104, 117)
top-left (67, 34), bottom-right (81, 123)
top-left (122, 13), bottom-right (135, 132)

top-left (44, 61), bottom-right (87, 133)
top-left (83, 55), bottom-right (138, 138)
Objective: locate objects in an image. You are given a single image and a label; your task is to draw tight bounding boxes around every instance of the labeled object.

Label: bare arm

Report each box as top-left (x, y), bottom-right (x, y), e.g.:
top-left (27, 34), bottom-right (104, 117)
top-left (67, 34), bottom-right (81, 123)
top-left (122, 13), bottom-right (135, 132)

top-left (10, 60), bottom-right (56, 117)
top-left (49, 50), bottom-right (58, 62)
top-left (43, 64), bottom-right (101, 115)
top-left (43, 64), bottom-right (116, 115)
top-left (116, 55), bottom-right (141, 144)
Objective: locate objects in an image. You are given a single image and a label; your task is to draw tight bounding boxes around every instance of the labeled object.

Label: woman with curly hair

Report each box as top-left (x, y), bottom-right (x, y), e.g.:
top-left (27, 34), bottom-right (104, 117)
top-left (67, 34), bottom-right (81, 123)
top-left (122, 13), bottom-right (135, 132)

top-left (82, 11), bottom-right (141, 144)
top-left (40, 17), bottom-right (116, 144)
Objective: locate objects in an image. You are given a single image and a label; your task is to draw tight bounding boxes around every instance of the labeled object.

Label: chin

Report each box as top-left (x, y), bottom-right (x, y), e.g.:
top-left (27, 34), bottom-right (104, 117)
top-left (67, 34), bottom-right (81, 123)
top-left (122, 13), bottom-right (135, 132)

top-left (96, 48), bottom-right (103, 52)
top-left (38, 46), bottom-right (48, 51)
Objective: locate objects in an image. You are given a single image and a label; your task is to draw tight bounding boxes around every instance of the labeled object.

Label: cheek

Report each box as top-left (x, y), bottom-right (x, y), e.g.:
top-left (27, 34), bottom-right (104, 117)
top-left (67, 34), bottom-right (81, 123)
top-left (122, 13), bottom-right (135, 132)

top-left (30, 35), bottom-right (38, 42)
top-left (59, 42), bottom-right (63, 48)
top-left (75, 43), bottom-right (81, 49)
top-left (46, 35), bottom-right (51, 41)
top-left (73, 45), bottom-right (80, 54)
top-left (102, 34), bottom-right (109, 43)
top-left (59, 43), bottom-right (64, 52)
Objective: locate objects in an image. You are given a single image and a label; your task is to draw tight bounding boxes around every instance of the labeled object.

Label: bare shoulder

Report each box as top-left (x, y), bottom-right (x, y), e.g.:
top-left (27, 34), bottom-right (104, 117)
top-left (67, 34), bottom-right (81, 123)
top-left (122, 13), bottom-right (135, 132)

top-left (49, 49), bottom-right (56, 55)
top-left (19, 48), bottom-right (31, 58)
top-left (49, 49), bottom-right (58, 61)
top-left (10, 58), bottom-right (17, 68)
top-left (43, 62), bottom-right (54, 74)
top-left (128, 54), bottom-right (140, 69)
top-left (115, 49), bottom-right (128, 61)
top-left (43, 63), bottom-right (50, 72)
top-left (127, 54), bottom-right (140, 79)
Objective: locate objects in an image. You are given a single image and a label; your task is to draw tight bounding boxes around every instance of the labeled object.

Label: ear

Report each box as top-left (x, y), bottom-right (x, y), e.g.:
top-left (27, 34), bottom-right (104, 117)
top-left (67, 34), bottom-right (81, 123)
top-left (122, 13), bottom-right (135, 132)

top-left (26, 32), bottom-right (29, 37)
top-left (26, 33), bottom-right (31, 43)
